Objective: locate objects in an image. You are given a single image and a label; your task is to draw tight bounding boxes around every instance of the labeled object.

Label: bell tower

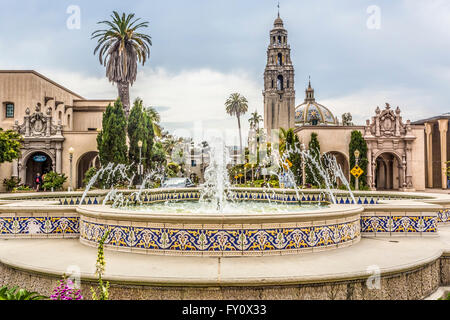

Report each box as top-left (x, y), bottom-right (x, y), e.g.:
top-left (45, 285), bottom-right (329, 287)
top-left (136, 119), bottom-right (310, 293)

top-left (263, 12), bottom-right (295, 134)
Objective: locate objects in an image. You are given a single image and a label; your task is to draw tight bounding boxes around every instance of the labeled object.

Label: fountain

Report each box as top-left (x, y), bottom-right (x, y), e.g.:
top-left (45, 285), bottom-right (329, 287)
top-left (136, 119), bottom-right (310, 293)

top-left (74, 137), bottom-right (366, 256)
top-left (1, 137), bottom-right (447, 300)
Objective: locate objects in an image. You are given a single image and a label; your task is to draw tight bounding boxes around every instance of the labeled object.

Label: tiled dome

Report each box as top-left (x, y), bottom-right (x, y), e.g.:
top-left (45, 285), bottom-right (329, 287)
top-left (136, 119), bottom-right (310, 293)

top-left (295, 80), bottom-right (337, 126)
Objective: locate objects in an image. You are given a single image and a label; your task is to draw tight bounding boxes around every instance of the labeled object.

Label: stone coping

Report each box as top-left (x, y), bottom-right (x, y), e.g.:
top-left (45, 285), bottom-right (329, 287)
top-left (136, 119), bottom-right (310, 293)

top-left (0, 205), bottom-right (76, 214)
top-left (364, 200), bottom-right (443, 212)
top-left (0, 231), bottom-right (447, 287)
top-left (76, 204), bottom-right (363, 224)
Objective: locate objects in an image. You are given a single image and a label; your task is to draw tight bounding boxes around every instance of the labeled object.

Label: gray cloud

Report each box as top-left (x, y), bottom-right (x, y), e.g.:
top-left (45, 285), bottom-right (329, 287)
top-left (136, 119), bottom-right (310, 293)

top-left (0, 0), bottom-right (449, 136)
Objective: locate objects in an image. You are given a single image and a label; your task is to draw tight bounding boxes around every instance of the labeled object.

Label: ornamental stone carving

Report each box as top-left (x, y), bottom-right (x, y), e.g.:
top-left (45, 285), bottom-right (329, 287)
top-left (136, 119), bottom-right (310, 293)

top-left (364, 103), bottom-right (416, 191)
top-left (14, 103), bottom-right (62, 137)
top-left (12, 103), bottom-right (65, 181)
top-left (366, 103), bottom-right (407, 138)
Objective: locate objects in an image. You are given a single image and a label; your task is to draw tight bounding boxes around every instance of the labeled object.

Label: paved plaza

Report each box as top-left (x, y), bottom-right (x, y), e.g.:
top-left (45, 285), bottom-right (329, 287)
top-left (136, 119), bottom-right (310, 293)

top-left (1, 226), bottom-right (448, 287)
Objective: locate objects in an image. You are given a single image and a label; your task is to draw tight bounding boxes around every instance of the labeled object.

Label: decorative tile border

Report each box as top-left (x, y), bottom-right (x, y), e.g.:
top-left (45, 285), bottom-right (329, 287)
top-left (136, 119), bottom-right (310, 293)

top-left (360, 215), bottom-right (437, 234)
top-left (0, 216), bottom-right (79, 237)
top-left (79, 219), bottom-right (360, 256)
top-left (0, 189), bottom-right (438, 207)
top-left (437, 209), bottom-right (450, 224)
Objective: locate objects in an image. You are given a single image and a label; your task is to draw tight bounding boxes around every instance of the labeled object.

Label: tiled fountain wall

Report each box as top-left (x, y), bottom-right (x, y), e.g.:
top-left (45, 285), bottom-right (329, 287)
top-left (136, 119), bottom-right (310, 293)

top-left (0, 189), bottom-right (448, 247)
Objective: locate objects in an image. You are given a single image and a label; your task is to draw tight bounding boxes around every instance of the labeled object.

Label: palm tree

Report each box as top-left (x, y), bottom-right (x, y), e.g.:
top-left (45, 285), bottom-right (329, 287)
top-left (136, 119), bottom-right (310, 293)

top-left (278, 127), bottom-right (289, 154)
top-left (249, 111), bottom-right (263, 130)
top-left (145, 106), bottom-right (162, 138)
top-left (225, 93), bottom-right (248, 157)
top-left (92, 11), bottom-right (152, 115)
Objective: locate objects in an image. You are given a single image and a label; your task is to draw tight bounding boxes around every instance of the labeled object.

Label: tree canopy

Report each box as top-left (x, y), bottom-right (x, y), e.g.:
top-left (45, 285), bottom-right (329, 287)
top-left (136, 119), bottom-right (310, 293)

top-left (97, 98), bottom-right (128, 165)
top-left (0, 128), bottom-right (22, 164)
top-left (349, 130), bottom-right (368, 188)
top-left (305, 132), bottom-right (322, 186)
top-left (127, 98), bottom-right (154, 171)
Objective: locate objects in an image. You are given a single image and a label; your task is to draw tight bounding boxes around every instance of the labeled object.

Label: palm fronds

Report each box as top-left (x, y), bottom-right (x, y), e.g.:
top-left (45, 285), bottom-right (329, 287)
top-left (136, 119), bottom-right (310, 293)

top-left (92, 11), bottom-right (152, 85)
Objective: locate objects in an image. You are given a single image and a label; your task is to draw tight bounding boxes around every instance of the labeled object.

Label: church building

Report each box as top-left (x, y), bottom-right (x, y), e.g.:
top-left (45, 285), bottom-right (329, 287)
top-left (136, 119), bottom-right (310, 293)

top-left (263, 15), bottom-right (449, 191)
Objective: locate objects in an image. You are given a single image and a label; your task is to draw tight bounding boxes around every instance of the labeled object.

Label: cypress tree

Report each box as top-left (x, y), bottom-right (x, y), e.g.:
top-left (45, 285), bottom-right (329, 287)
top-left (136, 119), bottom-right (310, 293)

top-left (305, 132), bottom-right (322, 186)
top-left (127, 98), bottom-right (154, 172)
top-left (97, 98), bottom-right (128, 166)
top-left (349, 130), bottom-right (368, 188)
top-left (285, 129), bottom-right (302, 185)
top-left (143, 110), bottom-right (155, 170)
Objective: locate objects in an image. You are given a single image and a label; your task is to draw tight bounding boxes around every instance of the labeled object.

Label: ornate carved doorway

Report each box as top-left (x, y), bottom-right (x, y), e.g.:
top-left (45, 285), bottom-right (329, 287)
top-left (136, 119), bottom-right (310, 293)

top-left (25, 152), bottom-right (53, 187)
top-left (364, 103), bottom-right (416, 191)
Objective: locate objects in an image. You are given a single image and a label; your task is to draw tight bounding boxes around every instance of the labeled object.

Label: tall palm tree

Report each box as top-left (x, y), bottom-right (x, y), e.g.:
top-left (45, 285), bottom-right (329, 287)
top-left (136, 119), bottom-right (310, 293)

top-left (249, 111), bottom-right (263, 130)
top-left (92, 11), bottom-right (152, 115)
top-left (225, 93), bottom-right (248, 157)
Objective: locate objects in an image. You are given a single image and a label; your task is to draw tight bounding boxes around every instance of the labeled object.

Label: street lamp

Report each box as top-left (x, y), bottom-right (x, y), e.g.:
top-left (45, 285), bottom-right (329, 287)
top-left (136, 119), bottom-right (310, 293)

top-left (137, 140), bottom-right (143, 186)
top-left (354, 149), bottom-right (360, 191)
top-left (68, 147), bottom-right (74, 192)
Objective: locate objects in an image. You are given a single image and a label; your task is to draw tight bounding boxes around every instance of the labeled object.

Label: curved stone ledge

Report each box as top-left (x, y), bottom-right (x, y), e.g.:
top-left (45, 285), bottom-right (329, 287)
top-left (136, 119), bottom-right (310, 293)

top-left (78, 204), bottom-right (362, 256)
top-left (0, 250), bottom-right (447, 300)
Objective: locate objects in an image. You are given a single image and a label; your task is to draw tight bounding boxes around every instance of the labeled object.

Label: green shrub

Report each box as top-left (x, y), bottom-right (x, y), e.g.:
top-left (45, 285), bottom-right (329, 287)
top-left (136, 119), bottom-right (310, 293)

top-left (0, 285), bottom-right (47, 300)
top-left (42, 171), bottom-right (67, 191)
top-left (3, 176), bottom-right (21, 192)
top-left (14, 185), bottom-right (32, 192)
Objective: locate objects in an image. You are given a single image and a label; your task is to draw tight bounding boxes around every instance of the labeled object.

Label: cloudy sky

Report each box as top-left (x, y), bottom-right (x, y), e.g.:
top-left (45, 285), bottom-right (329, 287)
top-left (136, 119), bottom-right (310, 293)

top-left (1, 0), bottom-right (449, 145)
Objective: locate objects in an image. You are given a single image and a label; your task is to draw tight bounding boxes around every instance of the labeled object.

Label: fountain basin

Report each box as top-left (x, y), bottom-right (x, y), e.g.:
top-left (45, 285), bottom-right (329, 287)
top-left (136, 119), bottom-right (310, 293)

top-left (77, 204), bottom-right (363, 256)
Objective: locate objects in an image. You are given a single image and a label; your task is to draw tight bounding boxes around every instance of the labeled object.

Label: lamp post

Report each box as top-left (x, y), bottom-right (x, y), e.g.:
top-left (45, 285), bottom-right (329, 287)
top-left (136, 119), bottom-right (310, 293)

top-left (301, 143), bottom-right (306, 188)
top-left (137, 140), bottom-right (143, 187)
top-left (354, 149), bottom-right (360, 191)
top-left (68, 147), bottom-right (74, 192)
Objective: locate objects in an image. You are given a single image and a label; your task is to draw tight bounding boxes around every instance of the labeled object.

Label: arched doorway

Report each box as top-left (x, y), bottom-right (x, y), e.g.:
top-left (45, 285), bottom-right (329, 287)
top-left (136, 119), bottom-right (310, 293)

top-left (374, 152), bottom-right (402, 190)
top-left (25, 152), bottom-right (53, 187)
top-left (77, 151), bottom-right (100, 188)
top-left (322, 151), bottom-right (350, 187)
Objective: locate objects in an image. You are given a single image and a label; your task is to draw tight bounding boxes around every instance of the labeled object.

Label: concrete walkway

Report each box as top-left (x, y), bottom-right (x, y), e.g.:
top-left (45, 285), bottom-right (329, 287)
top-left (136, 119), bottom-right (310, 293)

top-left (0, 226), bottom-right (449, 286)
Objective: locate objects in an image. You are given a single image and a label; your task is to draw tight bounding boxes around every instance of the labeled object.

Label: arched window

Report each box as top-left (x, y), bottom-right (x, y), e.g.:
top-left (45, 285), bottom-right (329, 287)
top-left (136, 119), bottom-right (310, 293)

top-left (272, 36), bottom-right (275, 44)
top-left (5, 103), bottom-right (14, 118)
top-left (277, 75), bottom-right (284, 90)
top-left (58, 111), bottom-right (62, 121)
top-left (277, 53), bottom-right (283, 66)
top-left (277, 36), bottom-right (281, 44)
top-left (271, 79), bottom-right (274, 88)
top-left (287, 79), bottom-right (290, 88)
top-left (67, 114), bottom-right (71, 129)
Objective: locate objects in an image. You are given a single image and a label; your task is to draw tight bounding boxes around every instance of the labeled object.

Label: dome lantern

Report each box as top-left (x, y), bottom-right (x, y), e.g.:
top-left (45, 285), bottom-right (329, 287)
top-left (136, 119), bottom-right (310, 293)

top-left (295, 79), bottom-right (337, 126)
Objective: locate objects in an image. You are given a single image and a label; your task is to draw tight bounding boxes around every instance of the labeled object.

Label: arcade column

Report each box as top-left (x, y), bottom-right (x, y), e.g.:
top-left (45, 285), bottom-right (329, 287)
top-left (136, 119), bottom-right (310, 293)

top-left (424, 122), bottom-right (433, 188)
top-left (438, 119), bottom-right (448, 189)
